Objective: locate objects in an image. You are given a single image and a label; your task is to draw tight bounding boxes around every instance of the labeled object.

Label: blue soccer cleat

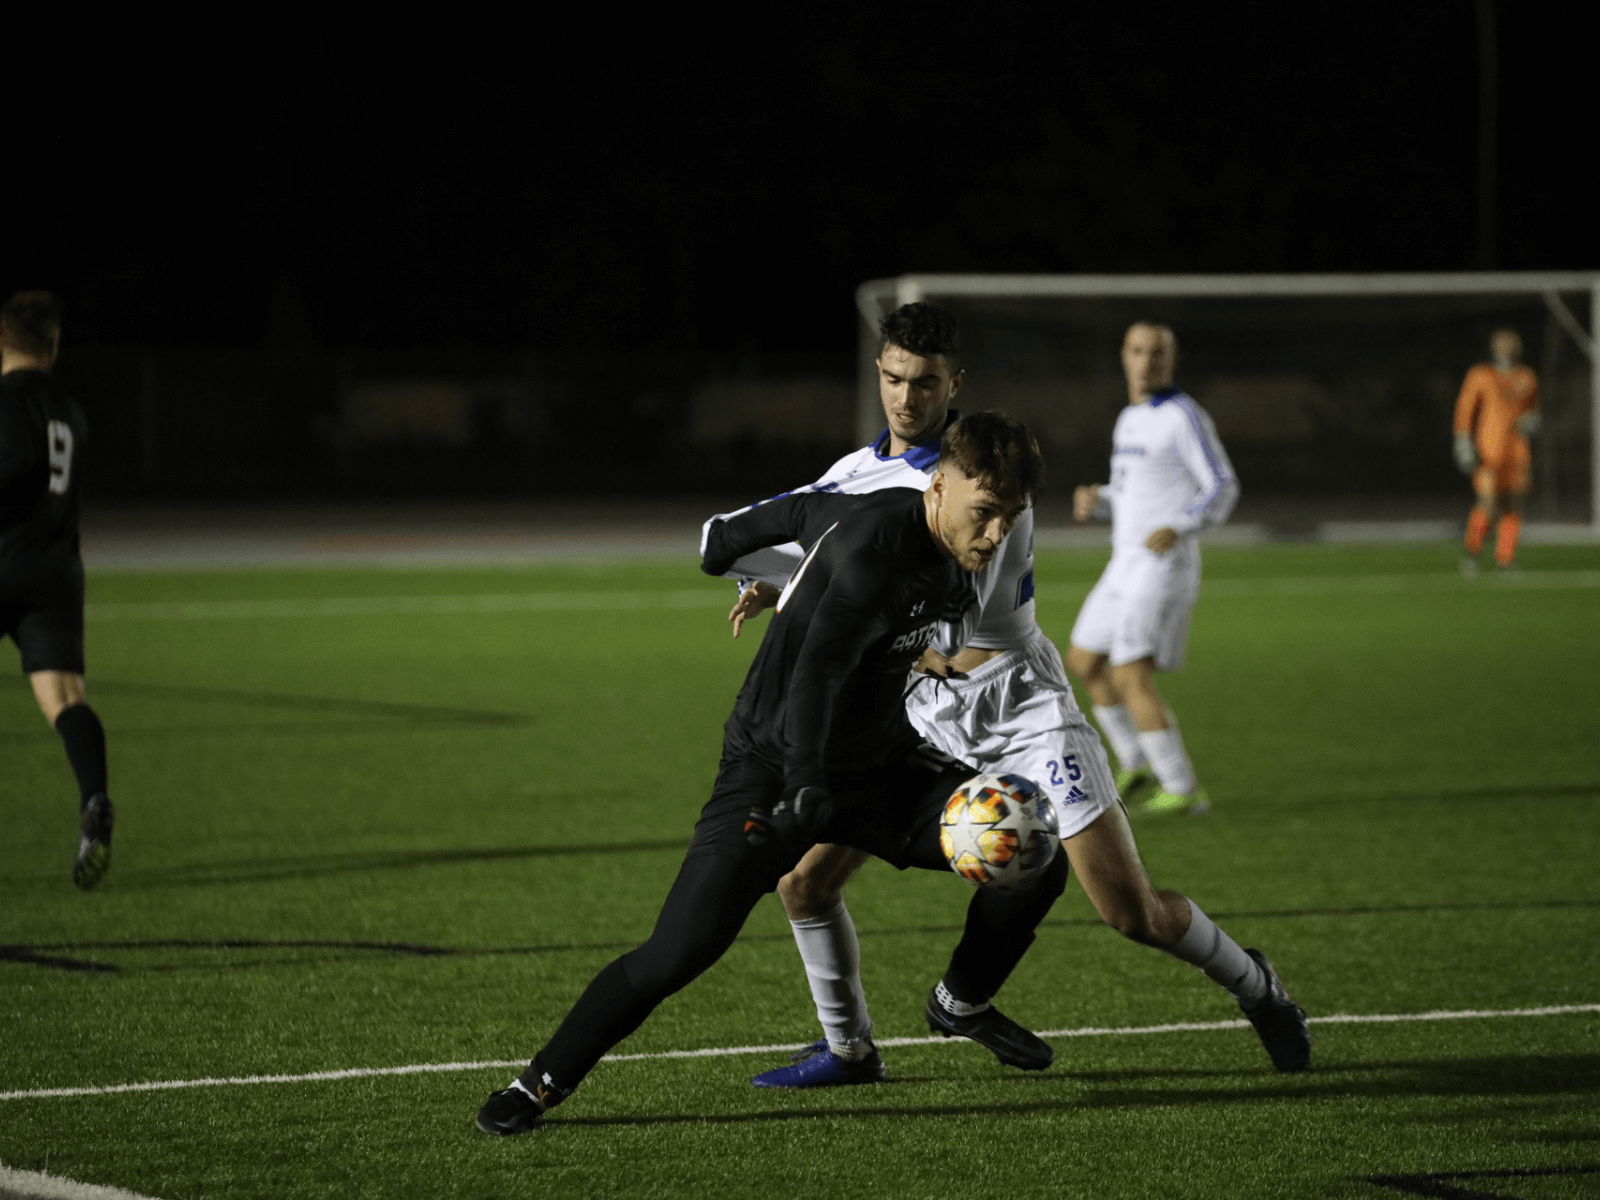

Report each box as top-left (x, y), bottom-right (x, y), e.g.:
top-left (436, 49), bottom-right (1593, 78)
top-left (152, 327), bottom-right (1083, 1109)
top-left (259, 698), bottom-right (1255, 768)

top-left (751, 1040), bottom-right (887, 1088)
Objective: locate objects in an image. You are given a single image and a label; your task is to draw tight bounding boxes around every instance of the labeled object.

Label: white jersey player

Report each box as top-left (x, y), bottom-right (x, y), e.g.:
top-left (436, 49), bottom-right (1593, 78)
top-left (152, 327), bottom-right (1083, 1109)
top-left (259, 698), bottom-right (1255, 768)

top-left (1067, 322), bottom-right (1237, 815)
top-left (719, 303), bottom-right (1308, 1089)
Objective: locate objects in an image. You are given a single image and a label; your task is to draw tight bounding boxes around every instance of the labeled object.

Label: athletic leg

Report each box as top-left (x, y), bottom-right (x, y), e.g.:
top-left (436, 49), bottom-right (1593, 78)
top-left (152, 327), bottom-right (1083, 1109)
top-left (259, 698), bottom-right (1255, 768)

top-left (1496, 489), bottom-right (1525, 569)
top-left (477, 760), bottom-right (795, 1133)
top-left (530, 847), bottom-right (776, 1090)
top-left (1067, 565), bottom-right (1150, 783)
top-left (1110, 657), bottom-right (1202, 812)
top-left (883, 766), bottom-right (1070, 1070)
top-left (1063, 804), bottom-right (1309, 1070)
top-left (1066, 644), bottom-right (1152, 798)
top-left (23, 595), bottom-right (111, 890)
top-left (775, 843), bottom-right (875, 1056)
top-left (1465, 466), bottom-right (1499, 567)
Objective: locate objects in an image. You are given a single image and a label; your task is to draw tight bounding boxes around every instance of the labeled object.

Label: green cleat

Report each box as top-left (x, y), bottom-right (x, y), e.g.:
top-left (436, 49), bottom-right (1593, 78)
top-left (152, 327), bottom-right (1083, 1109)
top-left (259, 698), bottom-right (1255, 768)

top-left (1114, 765), bottom-right (1158, 806)
top-left (1133, 787), bottom-right (1210, 817)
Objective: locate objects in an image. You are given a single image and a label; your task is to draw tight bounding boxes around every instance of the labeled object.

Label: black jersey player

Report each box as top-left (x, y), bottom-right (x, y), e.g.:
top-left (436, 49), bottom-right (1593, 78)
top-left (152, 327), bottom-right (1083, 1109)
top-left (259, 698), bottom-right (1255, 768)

top-left (476, 413), bottom-right (1065, 1135)
top-left (0, 292), bottom-right (113, 889)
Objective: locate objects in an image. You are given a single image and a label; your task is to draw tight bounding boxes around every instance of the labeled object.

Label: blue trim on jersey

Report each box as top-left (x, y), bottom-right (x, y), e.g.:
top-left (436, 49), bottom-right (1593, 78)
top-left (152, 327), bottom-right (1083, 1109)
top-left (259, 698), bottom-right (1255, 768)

top-left (1016, 569), bottom-right (1034, 608)
top-left (1148, 388), bottom-right (1182, 407)
top-left (1174, 397), bottom-right (1232, 517)
top-left (869, 409), bottom-right (961, 471)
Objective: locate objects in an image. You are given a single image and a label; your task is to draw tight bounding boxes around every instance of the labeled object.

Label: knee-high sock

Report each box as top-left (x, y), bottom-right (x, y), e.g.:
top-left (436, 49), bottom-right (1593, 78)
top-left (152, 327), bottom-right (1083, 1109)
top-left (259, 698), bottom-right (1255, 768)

top-left (53, 703), bottom-right (107, 804)
top-left (1093, 704), bottom-right (1146, 773)
top-left (1465, 506), bottom-right (1490, 556)
top-left (1495, 513), bottom-right (1521, 566)
top-left (1163, 898), bottom-right (1267, 1004)
top-left (791, 900), bottom-right (873, 1055)
top-left (1137, 726), bottom-right (1197, 795)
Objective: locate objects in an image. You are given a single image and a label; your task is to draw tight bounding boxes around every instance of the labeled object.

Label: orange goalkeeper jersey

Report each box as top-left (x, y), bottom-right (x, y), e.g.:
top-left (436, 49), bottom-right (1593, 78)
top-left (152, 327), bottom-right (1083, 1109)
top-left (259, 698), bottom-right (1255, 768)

top-left (1454, 363), bottom-right (1539, 465)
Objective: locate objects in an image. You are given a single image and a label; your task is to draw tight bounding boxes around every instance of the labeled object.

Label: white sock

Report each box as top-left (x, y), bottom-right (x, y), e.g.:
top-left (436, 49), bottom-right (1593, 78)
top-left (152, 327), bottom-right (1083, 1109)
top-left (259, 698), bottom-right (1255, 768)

top-left (934, 980), bottom-right (990, 1017)
top-left (1164, 899), bottom-right (1267, 1004)
top-left (790, 900), bottom-right (873, 1056)
top-left (1137, 726), bottom-right (1197, 795)
top-left (1093, 704), bottom-right (1146, 773)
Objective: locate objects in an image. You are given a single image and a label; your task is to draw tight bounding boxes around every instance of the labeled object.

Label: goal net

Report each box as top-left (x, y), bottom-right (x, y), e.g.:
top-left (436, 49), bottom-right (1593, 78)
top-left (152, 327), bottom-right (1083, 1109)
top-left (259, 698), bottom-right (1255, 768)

top-left (854, 274), bottom-right (1600, 530)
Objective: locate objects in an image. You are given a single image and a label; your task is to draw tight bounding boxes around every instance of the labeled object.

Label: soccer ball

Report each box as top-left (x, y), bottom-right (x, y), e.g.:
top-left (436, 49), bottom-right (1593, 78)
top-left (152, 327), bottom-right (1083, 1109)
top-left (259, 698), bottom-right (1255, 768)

top-left (938, 773), bottom-right (1060, 890)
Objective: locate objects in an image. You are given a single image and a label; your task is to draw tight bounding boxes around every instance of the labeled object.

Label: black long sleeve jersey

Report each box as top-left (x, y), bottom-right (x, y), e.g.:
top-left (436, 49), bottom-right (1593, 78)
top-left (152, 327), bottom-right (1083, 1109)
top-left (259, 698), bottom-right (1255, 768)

top-left (0, 369), bottom-right (87, 564)
top-left (701, 487), bottom-right (976, 795)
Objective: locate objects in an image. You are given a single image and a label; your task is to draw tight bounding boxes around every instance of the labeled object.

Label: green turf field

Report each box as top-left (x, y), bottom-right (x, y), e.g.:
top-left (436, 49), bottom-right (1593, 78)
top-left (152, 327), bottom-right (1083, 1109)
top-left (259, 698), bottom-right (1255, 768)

top-left (2, 542), bottom-right (1598, 1200)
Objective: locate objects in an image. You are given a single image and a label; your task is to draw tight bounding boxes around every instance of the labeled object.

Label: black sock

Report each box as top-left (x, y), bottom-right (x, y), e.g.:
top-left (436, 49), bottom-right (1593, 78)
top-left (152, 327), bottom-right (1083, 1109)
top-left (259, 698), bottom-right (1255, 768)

top-left (54, 703), bottom-right (108, 805)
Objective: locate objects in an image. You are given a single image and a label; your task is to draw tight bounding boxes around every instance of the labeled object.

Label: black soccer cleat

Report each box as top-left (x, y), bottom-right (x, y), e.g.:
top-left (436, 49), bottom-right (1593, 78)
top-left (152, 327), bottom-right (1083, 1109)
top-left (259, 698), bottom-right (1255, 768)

top-left (476, 1084), bottom-right (545, 1136)
top-left (72, 792), bottom-right (114, 891)
top-left (925, 988), bottom-right (1054, 1071)
top-left (1240, 949), bottom-right (1311, 1072)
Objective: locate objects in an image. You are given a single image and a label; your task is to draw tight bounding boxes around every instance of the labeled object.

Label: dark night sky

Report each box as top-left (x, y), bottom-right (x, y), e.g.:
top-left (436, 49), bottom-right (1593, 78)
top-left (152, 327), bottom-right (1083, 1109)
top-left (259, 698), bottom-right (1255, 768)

top-left (9, 5), bottom-right (1592, 356)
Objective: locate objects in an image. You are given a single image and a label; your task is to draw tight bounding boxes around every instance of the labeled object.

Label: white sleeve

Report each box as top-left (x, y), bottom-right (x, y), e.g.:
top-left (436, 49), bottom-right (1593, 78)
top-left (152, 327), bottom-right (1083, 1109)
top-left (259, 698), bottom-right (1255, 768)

top-left (965, 507), bottom-right (1038, 650)
top-left (1169, 402), bottom-right (1239, 535)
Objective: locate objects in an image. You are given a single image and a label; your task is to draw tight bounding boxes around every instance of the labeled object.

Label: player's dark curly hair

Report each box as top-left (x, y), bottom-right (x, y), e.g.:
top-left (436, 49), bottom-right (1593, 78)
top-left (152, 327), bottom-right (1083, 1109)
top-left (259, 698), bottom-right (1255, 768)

top-left (941, 410), bottom-right (1044, 502)
top-left (1, 291), bottom-right (63, 357)
top-left (880, 301), bottom-right (959, 362)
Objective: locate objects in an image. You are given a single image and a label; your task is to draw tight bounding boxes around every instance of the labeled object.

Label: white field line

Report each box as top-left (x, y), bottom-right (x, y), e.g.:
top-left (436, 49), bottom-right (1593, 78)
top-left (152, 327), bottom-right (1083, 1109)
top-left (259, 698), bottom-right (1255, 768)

top-left (2, 1003), bottom-right (1594, 1103)
top-left (0, 1163), bottom-right (164, 1200)
top-left (81, 570), bottom-right (1600, 623)
top-left (83, 590), bottom-right (732, 622)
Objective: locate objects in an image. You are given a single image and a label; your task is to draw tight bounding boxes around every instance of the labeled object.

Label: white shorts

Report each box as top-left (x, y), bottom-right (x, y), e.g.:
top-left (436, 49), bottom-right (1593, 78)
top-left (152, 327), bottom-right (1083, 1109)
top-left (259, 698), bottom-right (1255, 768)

top-left (1069, 548), bottom-right (1200, 671)
top-left (904, 632), bottom-right (1118, 839)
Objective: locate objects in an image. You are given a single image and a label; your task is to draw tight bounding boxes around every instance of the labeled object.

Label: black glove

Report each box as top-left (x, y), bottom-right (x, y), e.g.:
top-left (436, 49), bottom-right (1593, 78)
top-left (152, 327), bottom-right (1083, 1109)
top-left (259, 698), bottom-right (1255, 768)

top-left (747, 786), bottom-right (833, 849)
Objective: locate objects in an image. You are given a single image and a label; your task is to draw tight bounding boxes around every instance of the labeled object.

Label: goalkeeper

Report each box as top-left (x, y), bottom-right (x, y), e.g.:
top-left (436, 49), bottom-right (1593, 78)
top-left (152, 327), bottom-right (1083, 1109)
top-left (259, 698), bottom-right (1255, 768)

top-left (1453, 327), bottom-right (1541, 572)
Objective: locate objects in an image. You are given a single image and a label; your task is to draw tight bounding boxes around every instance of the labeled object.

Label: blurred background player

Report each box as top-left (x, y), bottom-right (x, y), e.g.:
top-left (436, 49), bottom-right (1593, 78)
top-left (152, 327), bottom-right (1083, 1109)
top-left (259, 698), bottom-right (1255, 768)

top-left (721, 305), bottom-right (1307, 1088)
top-left (1454, 327), bottom-right (1540, 573)
top-left (0, 291), bottom-right (114, 888)
top-left (1066, 323), bottom-right (1238, 817)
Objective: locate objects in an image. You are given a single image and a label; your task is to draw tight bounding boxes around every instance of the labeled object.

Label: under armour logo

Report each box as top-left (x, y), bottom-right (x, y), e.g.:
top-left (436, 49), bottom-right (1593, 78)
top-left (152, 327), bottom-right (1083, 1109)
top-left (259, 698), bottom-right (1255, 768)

top-left (909, 600), bottom-right (927, 616)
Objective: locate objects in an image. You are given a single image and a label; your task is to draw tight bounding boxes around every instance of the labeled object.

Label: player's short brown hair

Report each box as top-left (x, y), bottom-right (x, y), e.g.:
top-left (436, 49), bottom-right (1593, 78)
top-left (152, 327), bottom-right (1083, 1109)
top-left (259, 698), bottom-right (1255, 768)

top-left (881, 301), bottom-right (960, 363)
top-left (1, 291), bottom-right (63, 357)
top-left (940, 410), bottom-right (1044, 502)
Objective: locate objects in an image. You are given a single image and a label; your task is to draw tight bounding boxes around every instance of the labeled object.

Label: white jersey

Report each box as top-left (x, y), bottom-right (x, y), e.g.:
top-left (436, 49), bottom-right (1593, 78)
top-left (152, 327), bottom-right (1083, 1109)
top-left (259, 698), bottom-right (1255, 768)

top-left (1098, 389), bottom-right (1239, 560)
top-left (703, 421), bottom-right (1040, 651)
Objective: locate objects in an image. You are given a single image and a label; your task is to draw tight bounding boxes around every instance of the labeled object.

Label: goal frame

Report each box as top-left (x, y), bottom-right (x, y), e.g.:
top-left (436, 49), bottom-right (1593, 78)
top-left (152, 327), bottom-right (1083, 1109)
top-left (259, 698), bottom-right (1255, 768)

top-left (855, 271), bottom-right (1600, 530)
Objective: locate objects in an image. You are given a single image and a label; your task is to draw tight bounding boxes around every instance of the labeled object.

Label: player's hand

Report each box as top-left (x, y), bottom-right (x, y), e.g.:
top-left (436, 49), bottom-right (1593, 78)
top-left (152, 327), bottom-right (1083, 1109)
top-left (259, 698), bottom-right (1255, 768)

top-left (728, 582), bottom-right (780, 638)
top-left (1073, 484), bottom-right (1102, 522)
top-left (913, 647), bottom-right (962, 678)
top-left (1145, 527), bottom-right (1179, 555)
top-left (769, 786), bottom-right (834, 848)
top-left (1453, 433), bottom-right (1479, 475)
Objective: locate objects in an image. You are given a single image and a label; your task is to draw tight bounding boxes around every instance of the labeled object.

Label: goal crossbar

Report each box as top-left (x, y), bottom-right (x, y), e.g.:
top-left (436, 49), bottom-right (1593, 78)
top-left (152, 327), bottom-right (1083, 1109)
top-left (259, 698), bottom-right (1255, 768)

top-left (854, 272), bottom-right (1600, 529)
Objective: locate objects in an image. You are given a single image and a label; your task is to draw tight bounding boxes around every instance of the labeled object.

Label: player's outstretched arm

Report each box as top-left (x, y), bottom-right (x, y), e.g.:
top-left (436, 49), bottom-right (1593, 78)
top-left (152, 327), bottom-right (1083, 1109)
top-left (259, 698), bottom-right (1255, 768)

top-left (702, 493), bottom-right (829, 578)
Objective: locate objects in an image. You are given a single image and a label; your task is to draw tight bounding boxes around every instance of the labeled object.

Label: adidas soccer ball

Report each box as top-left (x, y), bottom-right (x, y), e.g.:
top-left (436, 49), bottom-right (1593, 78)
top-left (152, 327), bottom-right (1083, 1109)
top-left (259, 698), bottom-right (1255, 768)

top-left (939, 773), bottom-right (1060, 890)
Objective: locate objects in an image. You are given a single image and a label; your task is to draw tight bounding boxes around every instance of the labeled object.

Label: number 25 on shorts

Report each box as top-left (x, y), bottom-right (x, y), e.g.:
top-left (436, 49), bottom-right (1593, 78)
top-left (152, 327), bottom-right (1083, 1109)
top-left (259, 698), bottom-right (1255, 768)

top-left (1046, 755), bottom-right (1082, 787)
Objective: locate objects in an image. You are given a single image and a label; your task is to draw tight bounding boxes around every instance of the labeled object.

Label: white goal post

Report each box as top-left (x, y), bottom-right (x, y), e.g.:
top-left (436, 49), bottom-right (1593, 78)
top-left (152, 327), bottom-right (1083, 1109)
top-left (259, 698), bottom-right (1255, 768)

top-left (855, 272), bottom-right (1600, 531)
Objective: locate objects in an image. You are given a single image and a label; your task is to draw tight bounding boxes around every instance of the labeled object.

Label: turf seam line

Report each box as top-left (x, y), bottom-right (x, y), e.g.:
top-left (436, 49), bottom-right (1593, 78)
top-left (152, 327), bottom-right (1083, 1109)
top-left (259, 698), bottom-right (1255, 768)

top-left (2, 1003), bottom-right (1594, 1102)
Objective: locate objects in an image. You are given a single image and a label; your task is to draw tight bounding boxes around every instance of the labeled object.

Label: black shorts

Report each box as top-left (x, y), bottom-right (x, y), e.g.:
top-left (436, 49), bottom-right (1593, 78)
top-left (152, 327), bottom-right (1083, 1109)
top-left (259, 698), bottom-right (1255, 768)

top-left (687, 744), bottom-right (975, 889)
top-left (0, 555), bottom-right (86, 675)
